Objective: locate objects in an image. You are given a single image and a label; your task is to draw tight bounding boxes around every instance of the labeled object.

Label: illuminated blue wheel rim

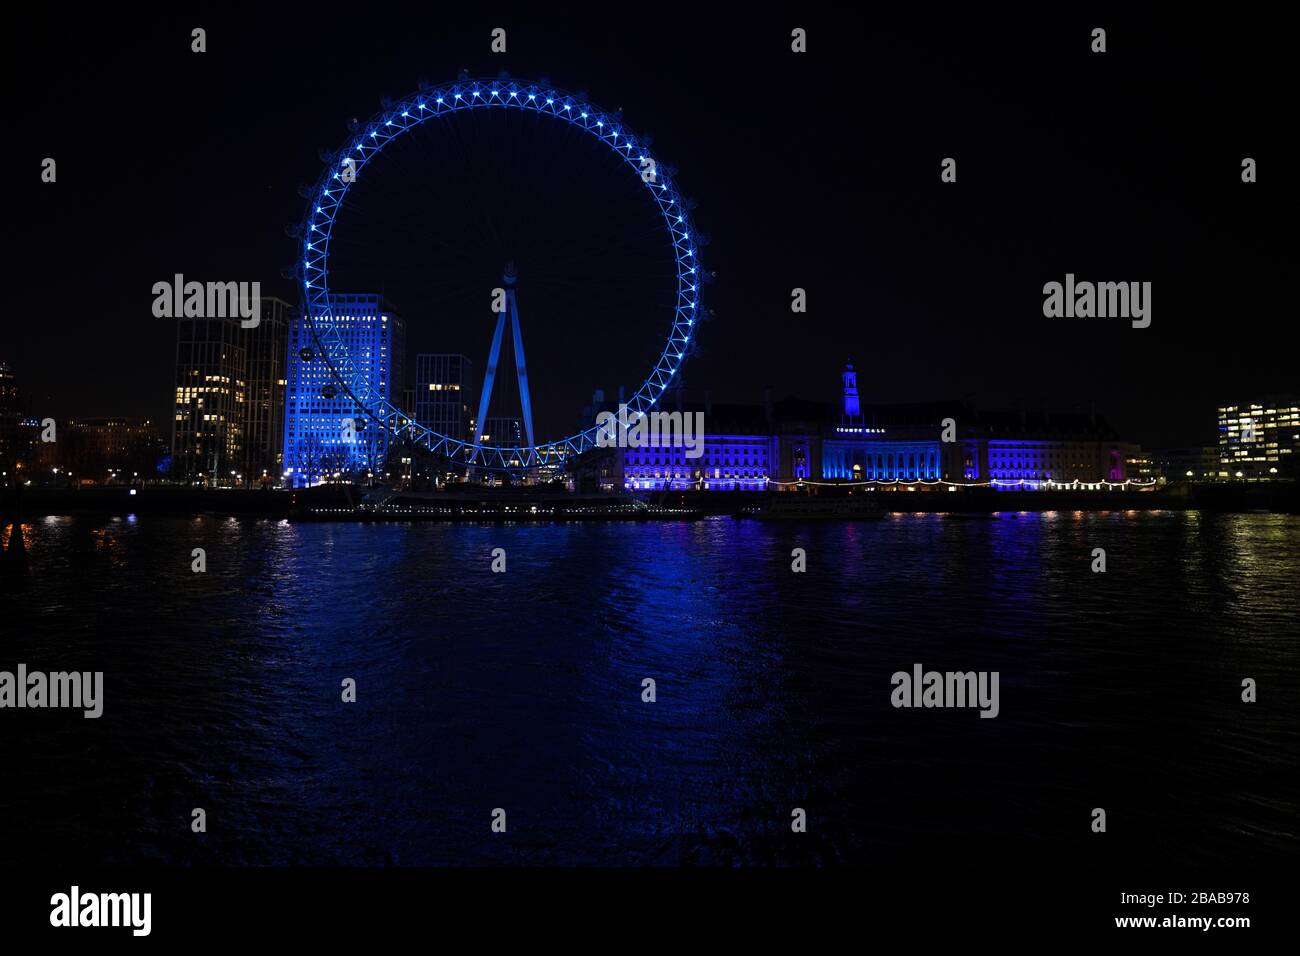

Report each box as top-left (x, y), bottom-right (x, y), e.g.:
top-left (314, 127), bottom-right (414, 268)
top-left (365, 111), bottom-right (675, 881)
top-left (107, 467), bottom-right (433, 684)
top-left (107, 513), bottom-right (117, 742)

top-left (298, 78), bottom-right (701, 471)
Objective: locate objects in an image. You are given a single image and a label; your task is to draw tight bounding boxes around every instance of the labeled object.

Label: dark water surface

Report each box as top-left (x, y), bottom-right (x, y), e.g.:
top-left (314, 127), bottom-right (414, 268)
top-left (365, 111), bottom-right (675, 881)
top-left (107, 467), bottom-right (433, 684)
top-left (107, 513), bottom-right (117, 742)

top-left (2, 511), bottom-right (1296, 867)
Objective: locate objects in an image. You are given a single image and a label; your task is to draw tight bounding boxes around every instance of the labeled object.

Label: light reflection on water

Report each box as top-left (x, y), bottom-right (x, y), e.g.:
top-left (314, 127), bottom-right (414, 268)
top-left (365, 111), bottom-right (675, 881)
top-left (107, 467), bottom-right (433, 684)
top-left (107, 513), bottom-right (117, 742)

top-left (1, 512), bottom-right (1296, 866)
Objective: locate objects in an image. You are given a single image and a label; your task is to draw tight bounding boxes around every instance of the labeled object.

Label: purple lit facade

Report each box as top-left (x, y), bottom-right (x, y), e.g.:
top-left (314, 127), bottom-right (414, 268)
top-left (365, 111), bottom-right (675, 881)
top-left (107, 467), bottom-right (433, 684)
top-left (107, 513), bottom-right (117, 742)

top-left (605, 398), bottom-right (777, 491)
top-left (597, 367), bottom-right (1141, 491)
top-left (821, 363), bottom-right (1134, 487)
top-left (623, 434), bottom-right (771, 491)
top-left (822, 364), bottom-right (963, 481)
top-left (823, 428), bottom-right (949, 481)
top-left (984, 438), bottom-right (1125, 483)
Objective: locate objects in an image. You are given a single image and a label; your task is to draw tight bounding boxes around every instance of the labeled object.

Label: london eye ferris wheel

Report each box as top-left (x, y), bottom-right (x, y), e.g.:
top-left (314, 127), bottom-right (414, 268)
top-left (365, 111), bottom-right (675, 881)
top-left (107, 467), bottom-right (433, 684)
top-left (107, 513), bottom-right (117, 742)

top-left (295, 76), bottom-right (704, 473)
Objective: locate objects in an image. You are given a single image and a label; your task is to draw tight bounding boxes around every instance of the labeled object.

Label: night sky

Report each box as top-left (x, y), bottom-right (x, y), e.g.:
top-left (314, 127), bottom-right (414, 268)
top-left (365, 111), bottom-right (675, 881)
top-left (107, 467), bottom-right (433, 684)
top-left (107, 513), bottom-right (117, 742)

top-left (5, 7), bottom-right (1289, 448)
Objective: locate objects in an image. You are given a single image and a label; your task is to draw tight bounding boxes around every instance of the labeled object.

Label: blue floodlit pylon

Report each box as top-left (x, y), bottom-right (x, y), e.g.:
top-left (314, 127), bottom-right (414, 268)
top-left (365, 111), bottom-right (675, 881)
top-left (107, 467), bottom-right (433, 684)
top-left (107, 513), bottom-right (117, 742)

top-left (474, 263), bottom-right (536, 459)
top-left (297, 78), bottom-right (702, 472)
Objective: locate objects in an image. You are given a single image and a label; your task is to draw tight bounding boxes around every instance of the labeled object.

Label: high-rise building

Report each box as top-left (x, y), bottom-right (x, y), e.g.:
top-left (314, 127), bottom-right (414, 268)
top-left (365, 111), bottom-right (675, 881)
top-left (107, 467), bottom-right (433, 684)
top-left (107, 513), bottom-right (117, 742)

top-left (170, 295), bottom-right (293, 486)
top-left (282, 294), bottom-right (406, 487)
top-left (0, 360), bottom-right (17, 418)
top-left (0, 359), bottom-right (23, 463)
top-left (242, 297), bottom-right (292, 485)
top-left (414, 354), bottom-right (476, 443)
top-left (1217, 396), bottom-right (1300, 479)
top-left (172, 316), bottom-right (247, 484)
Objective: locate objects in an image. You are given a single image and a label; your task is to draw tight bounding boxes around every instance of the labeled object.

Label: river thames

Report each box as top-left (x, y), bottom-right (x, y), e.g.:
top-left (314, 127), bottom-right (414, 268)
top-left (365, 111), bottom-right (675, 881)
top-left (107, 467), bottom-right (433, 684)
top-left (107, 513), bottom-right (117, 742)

top-left (2, 511), bottom-right (1296, 867)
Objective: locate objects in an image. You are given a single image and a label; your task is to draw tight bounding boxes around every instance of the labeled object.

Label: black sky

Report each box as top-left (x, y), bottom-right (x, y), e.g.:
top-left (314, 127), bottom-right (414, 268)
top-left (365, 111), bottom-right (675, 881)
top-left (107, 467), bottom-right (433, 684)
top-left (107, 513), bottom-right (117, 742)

top-left (4, 6), bottom-right (1290, 449)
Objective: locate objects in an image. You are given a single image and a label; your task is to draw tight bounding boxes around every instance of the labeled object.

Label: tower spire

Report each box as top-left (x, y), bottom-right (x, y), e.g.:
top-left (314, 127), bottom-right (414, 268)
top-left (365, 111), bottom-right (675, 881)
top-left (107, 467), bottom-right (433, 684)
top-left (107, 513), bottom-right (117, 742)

top-left (842, 359), bottom-right (860, 420)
